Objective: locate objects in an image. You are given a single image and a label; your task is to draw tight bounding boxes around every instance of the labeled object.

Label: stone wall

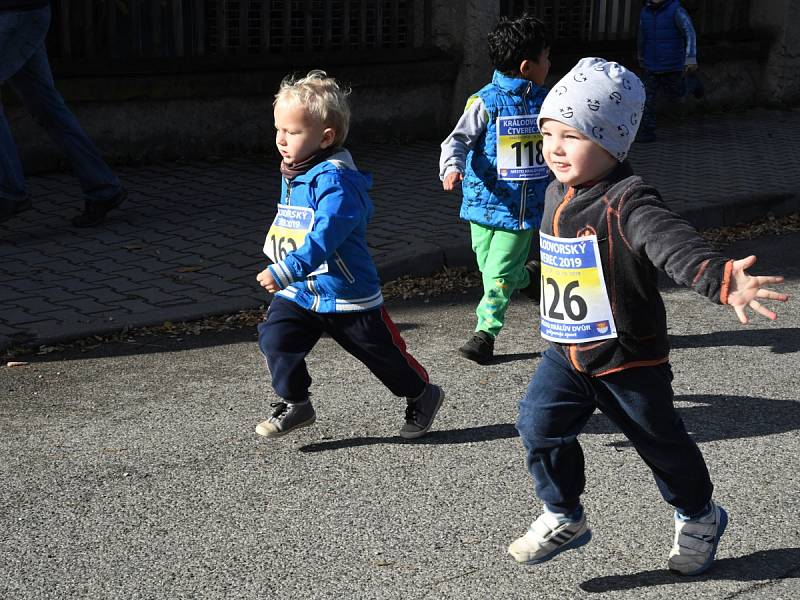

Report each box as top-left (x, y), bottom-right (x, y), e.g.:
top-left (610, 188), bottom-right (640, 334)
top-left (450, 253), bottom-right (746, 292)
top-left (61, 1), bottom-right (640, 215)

top-left (750, 0), bottom-right (800, 105)
top-left (3, 56), bottom-right (457, 173)
top-left (4, 0), bottom-right (798, 172)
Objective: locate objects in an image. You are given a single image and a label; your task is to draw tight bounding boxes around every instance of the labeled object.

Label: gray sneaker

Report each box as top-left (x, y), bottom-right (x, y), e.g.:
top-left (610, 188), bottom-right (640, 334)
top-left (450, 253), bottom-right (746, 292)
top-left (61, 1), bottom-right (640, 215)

top-left (668, 501), bottom-right (728, 575)
top-left (400, 384), bottom-right (445, 439)
top-left (255, 401), bottom-right (316, 438)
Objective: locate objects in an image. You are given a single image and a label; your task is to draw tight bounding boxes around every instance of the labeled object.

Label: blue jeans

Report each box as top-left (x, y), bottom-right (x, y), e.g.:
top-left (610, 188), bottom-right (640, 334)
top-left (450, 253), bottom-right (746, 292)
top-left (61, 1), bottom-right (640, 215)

top-left (640, 69), bottom-right (685, 137)
top-left (516, 347), bottom-right (713, 516)
top-left (0, 5), bottom-right (120, 203)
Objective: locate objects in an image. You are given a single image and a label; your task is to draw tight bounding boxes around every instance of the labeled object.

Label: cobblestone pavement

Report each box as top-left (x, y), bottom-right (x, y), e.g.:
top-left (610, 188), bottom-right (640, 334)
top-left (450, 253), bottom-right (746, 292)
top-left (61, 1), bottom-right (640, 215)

top-left (1, 107), bottom-right (799, 353)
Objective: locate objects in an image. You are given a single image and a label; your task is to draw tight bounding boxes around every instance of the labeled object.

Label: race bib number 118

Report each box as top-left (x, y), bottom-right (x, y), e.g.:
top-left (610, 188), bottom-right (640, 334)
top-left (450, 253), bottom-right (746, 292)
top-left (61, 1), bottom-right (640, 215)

top-left (496, 115), bottom-right (549, 181)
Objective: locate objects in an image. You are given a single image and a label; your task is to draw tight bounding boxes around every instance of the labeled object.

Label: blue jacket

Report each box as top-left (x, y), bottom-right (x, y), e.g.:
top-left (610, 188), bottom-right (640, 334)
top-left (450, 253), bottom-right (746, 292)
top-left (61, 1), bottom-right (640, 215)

top-left (638, 0), bottom-right (697, 73)
top-left (266, 150), bottom-right (383, 313)
top-left (461, 71), bottom-right (549, 231)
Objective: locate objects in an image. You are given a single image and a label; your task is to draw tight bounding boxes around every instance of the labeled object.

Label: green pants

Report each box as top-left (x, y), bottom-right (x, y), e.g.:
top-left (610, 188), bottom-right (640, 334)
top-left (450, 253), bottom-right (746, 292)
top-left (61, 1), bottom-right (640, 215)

top-left (470, 222), bottom-right (535, 338)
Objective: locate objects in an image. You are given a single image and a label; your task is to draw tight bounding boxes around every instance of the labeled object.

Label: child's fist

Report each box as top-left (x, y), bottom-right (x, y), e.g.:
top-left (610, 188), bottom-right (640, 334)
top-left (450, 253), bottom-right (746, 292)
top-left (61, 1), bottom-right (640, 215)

top-left (257, 267), bottom-right (279, 293)
top-left (443, 171), bottom-right (464, 191)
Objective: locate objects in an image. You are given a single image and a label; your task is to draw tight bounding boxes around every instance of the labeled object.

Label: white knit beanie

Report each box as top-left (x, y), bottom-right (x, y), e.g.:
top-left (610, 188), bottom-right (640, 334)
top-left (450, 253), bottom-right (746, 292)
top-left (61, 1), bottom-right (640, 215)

top-left (537, 57), bottom-right (646, 161)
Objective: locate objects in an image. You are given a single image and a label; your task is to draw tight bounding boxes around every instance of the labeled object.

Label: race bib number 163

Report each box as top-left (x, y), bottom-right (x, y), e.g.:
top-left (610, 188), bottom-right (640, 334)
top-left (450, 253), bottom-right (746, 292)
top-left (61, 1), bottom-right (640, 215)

top-left (263, 204), bottom-right (327, 276)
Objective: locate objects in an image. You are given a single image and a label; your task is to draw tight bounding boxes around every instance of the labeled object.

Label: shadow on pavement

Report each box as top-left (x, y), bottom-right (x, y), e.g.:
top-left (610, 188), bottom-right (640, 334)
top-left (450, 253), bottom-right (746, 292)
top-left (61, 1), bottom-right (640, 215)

top-left (670, 327), bottom-right (799, 354)
top-left (579, 547), bottom-right (800, 593)
top-left (301, 392), bottom-right (798, 452)
top-left (490, 351), bottom-right (541, 364)
top-left (298, 423), bottom-right (519, 452)
top-left (5, 320), bottom-right (423, 363)
top-left (5, 326), bottom-right (261, 363)
top-left (586, 394), bottom-right (800, 446)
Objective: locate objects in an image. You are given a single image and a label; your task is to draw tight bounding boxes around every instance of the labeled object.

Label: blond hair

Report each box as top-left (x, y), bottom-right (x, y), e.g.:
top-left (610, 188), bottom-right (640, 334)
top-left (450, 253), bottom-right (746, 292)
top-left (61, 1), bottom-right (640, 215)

top-left (274, 70), bottom-right (351, 147)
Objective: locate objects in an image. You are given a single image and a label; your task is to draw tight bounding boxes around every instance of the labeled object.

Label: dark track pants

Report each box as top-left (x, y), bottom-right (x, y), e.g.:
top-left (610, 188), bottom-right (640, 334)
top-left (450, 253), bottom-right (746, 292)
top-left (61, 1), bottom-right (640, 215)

top-left (516, 347), bottom-right (713, 516)
top-left (258, 296), bottom-right (429, 403)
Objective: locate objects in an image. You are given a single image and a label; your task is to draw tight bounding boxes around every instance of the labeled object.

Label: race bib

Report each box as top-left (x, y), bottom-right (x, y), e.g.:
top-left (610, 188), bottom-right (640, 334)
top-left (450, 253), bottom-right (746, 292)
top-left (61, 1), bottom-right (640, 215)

top-left (263, 204), bottom-right (327, 276)
top-left (539, 232), bottom-right (617, 343)
top-left (496, 114), bottom-right (548, 181)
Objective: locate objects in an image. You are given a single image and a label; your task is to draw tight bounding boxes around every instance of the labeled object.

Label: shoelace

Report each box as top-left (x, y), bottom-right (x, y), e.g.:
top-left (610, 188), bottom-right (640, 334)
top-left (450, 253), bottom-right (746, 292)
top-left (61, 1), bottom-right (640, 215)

top-left (269, 402), bottom-right (288, 420)
top-left (405, 401), bottom-right (419, 423)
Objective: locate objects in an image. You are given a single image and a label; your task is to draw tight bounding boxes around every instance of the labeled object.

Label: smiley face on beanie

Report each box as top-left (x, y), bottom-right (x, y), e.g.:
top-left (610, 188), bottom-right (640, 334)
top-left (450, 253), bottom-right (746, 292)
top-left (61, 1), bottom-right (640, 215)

top-left (537, 57), bottom-right (646, 161)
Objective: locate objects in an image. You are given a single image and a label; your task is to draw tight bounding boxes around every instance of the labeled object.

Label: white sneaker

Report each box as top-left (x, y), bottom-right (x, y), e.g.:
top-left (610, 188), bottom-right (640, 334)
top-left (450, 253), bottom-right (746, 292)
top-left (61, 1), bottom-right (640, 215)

top-left (668, 501), bottom-right (728, 575)
top-left (508, 508), bottom-right (591, 565)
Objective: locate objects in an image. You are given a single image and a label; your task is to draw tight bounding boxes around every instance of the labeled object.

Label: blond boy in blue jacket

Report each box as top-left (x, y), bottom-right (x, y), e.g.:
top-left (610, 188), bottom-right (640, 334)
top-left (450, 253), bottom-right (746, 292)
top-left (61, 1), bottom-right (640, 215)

top-left (256, 71), bottom-right (444, 440)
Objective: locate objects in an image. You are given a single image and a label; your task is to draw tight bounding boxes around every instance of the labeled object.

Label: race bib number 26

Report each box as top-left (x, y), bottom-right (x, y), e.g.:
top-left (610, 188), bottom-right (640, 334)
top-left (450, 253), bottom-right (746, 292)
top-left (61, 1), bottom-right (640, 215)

top-left (539, 232), bottom-right (616, 343)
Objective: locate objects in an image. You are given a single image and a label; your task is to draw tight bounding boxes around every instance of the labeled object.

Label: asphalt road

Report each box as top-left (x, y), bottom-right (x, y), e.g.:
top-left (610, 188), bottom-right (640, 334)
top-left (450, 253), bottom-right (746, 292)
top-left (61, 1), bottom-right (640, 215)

top-left (2, 233), bottom-right (798, 600)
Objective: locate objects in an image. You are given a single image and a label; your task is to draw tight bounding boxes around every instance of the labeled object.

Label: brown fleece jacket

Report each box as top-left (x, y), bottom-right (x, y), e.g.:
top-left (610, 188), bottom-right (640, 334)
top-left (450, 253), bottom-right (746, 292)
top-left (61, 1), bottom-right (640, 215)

top-left (540, 161), bottom-right (733, 376)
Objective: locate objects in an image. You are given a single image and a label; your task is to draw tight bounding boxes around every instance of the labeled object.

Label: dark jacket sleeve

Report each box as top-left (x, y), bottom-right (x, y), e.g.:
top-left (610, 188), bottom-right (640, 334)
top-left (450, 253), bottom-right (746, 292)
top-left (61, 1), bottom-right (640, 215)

top-left (619, 184), bottom-right (733, 304)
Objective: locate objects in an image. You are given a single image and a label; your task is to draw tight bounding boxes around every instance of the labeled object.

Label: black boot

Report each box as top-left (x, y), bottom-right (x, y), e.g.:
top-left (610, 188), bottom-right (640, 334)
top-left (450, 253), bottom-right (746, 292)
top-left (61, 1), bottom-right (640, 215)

top-left (72, 188), bottom-right (127, 227)
top-left (458, 331), bottom-right (494, 364)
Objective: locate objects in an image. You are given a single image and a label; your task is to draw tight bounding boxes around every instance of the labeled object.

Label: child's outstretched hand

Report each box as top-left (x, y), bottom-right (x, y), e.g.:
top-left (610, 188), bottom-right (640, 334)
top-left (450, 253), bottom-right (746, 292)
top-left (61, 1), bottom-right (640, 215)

top-left (443, 171), bottom-right (463, 191)
top-left (257, 267), bottom-right (279, 294)
top-left (726, 255), bottom-right (788, 323)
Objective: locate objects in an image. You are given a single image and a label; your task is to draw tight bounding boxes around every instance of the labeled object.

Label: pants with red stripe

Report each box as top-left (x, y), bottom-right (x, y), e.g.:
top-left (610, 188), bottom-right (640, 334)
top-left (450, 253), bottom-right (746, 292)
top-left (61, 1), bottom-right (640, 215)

top-left (258, 296), bottom-right (429, 403)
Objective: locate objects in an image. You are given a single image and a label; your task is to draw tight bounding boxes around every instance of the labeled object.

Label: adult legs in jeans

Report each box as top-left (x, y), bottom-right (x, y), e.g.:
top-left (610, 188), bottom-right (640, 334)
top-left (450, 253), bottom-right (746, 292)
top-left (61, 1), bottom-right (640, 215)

top-left (0, 6), bottom-right (48, 205)
top-left (0, 6), bottom-right (122, 221)
top-left (517, 347), bottom-right (713, 516)
top-left (0, 99), bottom-right (27, 204)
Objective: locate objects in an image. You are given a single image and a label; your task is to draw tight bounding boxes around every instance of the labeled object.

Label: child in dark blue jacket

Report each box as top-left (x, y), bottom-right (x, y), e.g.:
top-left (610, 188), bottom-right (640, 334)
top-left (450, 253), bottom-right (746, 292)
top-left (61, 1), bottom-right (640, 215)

top-left (256, 70), bottom-right (444, 440)
top-left (637, 0), bottom-right (701, 142)
top-left (439, 14), bottom-right (551, 365)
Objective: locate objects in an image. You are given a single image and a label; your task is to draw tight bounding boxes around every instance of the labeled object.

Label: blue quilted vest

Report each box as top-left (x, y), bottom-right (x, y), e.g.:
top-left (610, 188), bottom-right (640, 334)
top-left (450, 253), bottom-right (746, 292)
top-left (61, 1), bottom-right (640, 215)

top-left (640, 0), bottom-right (685, 73)
top-left (460, 71), bottom-right (549, 231)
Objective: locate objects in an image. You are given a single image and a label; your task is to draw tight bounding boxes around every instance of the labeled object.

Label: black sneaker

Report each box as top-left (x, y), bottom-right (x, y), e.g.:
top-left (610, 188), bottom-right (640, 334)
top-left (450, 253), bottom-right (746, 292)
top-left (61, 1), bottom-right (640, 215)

top-left (255, 400), bottom-right (316, 438)
top-left (72, 188), bottom-right (127, 228)
top-left (520, 259), bottom-right (541, 303)
top-left (0, 197), bottom-right (32, 224)
top-left (400, 384), bottom-right (445, 439)
top-left (458, 331), bottom-right (494, 364)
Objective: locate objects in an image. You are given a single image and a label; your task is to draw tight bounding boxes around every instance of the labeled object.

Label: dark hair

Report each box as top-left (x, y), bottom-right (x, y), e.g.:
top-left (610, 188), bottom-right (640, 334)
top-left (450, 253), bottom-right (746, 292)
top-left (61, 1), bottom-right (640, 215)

top-left (488, 14), bottom-right (549, 74)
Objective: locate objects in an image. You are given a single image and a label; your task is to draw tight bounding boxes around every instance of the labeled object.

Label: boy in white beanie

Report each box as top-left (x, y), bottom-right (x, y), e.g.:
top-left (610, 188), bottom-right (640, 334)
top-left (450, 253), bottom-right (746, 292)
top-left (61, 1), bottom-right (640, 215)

top-left (508, 57), bottom-right (787, 574)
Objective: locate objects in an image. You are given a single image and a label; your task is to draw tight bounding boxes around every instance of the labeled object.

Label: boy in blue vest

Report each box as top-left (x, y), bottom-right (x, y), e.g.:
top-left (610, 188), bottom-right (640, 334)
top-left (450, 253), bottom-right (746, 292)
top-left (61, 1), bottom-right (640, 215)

top-left (507, 57), bottom-right (787, 575)
top-left (637, 0), bottom-right (700, 143)
top-left (439, 14), bottom-right (551, 364)
top-left (255, 70), bottom-right (444, 440)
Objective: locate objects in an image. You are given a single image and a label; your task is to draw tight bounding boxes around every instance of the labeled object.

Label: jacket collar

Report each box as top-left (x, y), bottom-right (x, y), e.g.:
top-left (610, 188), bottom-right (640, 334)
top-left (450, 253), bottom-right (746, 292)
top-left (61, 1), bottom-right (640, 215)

top-left (290, 148), bottom-right (357, 183)
top-left (570, 160), bottom-right (635, 199)
top-left (492, 70), bottom-right (534, 96)
top-left (646, 0), bottom-right (678, 10)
